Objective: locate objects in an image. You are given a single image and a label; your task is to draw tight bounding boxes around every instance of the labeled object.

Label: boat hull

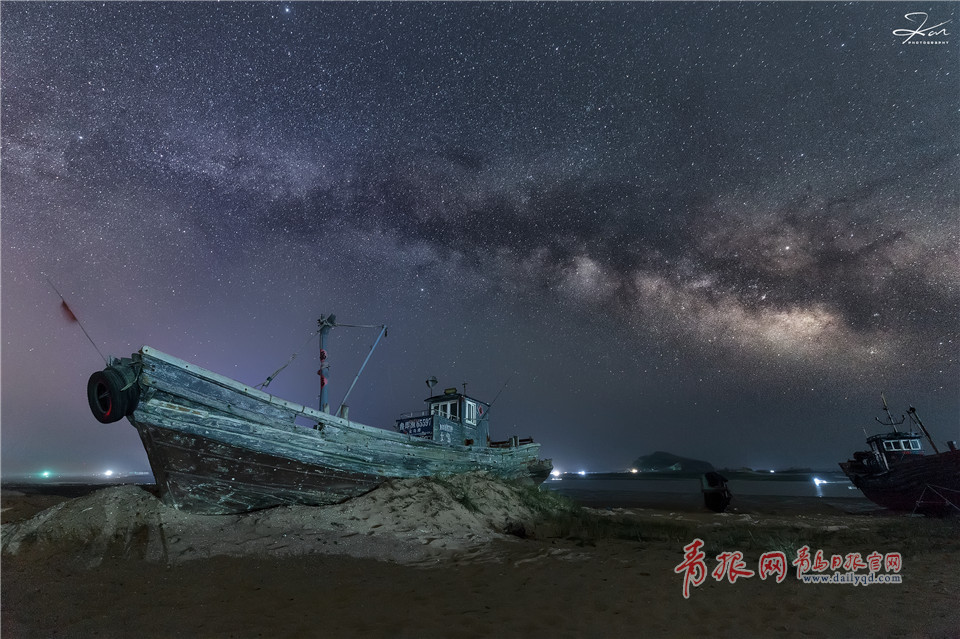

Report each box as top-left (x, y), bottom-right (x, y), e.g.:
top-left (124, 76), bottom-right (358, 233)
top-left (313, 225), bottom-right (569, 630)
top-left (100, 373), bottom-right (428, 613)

top-left (839, 450), bottom-right (960, 514)
top-left (114, 346), bottom-right (551, 514)
top-left (133, 422), bottom-right (386, 514)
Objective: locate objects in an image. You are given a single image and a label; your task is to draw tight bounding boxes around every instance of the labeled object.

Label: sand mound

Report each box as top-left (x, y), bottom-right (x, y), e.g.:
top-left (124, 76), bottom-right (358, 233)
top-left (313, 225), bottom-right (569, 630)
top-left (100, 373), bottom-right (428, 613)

top-left (1, 474), bottom-right (568, 565)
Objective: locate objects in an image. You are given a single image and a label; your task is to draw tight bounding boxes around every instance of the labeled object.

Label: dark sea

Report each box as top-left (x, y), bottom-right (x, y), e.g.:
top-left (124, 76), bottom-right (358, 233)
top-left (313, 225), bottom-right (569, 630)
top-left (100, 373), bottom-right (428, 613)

top-left (542, 472), bottom-right (878, 516)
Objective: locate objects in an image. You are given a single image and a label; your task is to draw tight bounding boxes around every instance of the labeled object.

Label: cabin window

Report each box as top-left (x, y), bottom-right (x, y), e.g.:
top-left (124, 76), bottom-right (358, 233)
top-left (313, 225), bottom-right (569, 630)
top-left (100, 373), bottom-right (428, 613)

top-left (884, 440), bottom-right (913, 451)
top-left (465, 401), bottom-right (478, 425)
top-left (431, 401), bottom-right (459, 421)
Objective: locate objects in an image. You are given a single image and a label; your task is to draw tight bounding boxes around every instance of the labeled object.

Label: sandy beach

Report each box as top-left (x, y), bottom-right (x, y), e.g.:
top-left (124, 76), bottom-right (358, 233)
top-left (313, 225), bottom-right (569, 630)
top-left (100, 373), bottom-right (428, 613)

top-left (3, 477), bottom-right (959, 639)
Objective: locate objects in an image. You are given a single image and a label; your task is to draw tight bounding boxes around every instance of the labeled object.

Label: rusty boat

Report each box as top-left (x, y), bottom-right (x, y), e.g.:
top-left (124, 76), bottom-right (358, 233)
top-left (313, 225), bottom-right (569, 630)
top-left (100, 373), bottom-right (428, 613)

top-left (86, 315), bottom-right (552, 514)
top-left (839, 396), bottom-right (960, 514)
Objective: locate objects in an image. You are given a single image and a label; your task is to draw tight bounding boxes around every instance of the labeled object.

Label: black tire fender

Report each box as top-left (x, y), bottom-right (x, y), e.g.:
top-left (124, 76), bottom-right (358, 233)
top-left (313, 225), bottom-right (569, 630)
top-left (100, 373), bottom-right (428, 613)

top-left (87, 365), bottom-right (140, 423)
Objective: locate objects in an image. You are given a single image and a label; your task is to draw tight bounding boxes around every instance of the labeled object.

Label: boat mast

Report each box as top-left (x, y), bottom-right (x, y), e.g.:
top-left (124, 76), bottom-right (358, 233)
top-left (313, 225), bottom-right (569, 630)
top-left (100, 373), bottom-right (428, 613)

top-left (317, 314), bottom-right (387, 416)
top-left (907, 406), bottom-right (940, 454)
top-left (318, 314), bottom-right (336, 413)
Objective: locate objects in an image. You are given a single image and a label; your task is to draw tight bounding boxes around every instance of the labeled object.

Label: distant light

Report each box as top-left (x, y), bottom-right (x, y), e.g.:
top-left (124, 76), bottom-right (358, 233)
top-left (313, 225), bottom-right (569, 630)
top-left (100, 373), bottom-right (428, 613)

top-left (104, 469), bottom-right (114, 477)
top-left (550, 469), bottom-right (561, 477)
top-left (578, 470), bottom-right (586, 476)
top-left (41, 470), bottom-right (51, 478)
top-left (630, 468), bottom-right (638, 474)
top-left (813, 477), bottom-right (823, 486)
top-left (769, 470), bottom-right (775, 474)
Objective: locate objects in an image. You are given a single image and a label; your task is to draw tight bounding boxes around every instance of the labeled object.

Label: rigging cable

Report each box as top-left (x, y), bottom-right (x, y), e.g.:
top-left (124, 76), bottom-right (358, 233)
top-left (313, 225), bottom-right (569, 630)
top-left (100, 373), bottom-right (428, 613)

top-left (256, 328), bottom-right (322, 389)
top-left (42, 273), bottom-right (108, 365)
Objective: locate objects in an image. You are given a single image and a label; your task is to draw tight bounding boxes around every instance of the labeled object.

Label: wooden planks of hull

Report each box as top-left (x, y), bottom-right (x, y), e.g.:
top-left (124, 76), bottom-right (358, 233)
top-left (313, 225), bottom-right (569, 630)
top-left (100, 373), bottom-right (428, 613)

top-left (136, 423), bottom-right (385, 514)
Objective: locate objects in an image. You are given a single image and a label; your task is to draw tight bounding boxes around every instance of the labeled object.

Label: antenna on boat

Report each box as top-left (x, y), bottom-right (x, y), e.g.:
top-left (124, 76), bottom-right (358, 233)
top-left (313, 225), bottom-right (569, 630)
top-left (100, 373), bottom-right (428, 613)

top-left (876, 392), bottom-right (905, 430)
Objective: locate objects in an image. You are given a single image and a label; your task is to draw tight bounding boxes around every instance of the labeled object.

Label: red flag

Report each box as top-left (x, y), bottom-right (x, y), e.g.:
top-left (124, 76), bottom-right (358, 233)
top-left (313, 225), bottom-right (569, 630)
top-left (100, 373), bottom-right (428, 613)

top-left (60, 300), bottom-right (78, 323)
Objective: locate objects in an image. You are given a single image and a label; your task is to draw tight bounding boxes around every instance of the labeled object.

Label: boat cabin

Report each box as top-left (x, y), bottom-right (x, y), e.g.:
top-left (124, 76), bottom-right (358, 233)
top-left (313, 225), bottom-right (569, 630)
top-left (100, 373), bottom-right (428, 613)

top-left (396, 387), bottom-right (490, 447)
top-left (856, 431), bottom-right (925, 471)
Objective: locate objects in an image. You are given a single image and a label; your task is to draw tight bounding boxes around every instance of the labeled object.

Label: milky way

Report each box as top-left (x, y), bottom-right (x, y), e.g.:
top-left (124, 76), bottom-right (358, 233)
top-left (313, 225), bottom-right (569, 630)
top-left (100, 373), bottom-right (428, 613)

top-left (2, 2), bottom-right (957, 475)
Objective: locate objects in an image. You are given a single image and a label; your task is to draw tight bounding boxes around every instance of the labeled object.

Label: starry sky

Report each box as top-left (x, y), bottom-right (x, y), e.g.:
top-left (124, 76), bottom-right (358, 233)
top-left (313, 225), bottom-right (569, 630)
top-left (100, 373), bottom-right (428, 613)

top-left (2, 2), bottom-right (958, 478)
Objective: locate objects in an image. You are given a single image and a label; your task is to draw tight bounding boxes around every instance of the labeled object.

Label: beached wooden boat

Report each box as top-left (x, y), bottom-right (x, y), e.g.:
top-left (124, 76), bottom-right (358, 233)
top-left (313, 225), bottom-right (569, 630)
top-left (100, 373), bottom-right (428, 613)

top-left (839, 398), bottom-right (960, 514)
top-left (85, 316), bottom-right (552, 514)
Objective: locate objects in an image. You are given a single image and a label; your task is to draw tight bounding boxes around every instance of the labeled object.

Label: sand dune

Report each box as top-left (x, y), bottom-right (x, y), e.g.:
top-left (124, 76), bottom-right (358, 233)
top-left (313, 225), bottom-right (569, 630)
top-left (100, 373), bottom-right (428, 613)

top-left (1, 473), bottom-right (565, 565)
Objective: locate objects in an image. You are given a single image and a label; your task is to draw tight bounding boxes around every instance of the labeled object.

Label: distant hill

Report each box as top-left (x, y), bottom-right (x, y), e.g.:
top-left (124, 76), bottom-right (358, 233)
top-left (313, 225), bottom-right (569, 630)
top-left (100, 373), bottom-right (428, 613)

top-left (632, 451), bottom-right (715, 474)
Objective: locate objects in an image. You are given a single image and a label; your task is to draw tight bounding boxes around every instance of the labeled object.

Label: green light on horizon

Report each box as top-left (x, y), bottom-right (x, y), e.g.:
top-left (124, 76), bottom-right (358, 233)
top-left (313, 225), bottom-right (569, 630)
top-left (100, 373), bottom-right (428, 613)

top-left (40, 470), bottom-right (52, 478)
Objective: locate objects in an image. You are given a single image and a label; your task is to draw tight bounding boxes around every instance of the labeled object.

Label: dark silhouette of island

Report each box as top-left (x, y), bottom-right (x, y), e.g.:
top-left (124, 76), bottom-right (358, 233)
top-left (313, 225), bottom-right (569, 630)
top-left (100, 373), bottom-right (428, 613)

top-left (632, 451), bottom-right (715, 474)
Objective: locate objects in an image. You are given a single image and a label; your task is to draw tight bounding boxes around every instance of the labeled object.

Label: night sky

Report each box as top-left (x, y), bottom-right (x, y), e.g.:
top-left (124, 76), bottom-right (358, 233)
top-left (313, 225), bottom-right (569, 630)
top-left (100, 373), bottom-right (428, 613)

top-left (2, 2), bottom-right (957, 478)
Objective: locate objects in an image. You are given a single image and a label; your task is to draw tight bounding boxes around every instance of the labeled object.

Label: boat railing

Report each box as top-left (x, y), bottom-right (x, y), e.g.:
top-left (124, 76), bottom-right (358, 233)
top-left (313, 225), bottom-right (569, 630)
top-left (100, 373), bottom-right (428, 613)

top-left (489, 436), bottom-right (534, 448)
top-left (400, 409), bottom-right (463, 423)
top-left (398, 409), bottom-right (431, 420)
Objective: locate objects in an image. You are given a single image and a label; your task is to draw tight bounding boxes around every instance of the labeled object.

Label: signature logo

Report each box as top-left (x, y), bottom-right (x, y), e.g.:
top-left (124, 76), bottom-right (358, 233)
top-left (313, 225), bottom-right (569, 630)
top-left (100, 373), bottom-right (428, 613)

top-left (892, 12), bottom-right (951, 44)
